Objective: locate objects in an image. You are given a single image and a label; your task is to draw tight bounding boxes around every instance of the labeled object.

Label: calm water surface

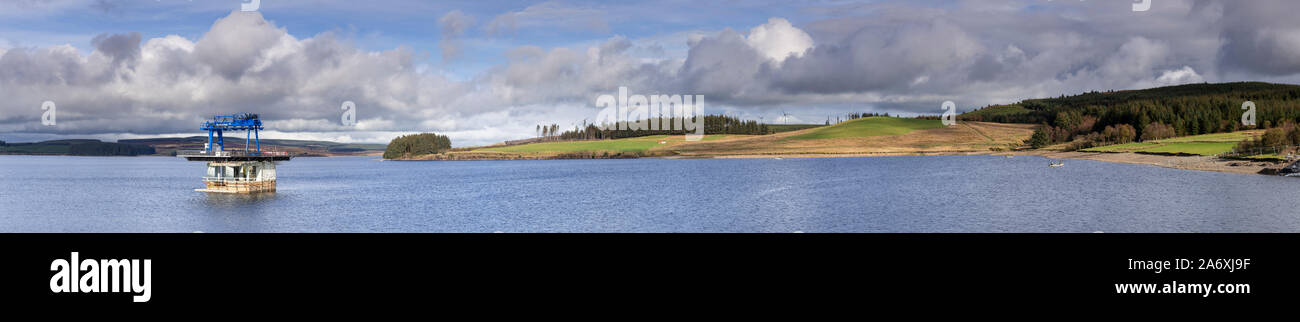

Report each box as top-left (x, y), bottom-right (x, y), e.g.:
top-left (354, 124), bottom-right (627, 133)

top-left (1, 155), bottom-right (1298, 232)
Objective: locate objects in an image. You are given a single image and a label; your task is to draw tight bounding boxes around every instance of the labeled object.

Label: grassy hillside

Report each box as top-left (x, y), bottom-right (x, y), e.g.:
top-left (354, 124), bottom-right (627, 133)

top-left (447, 116), bottom-right (1030, 159)
top-left (669, 120), bottom-right (1035, 157)
top-left (476, 134), bottom-right (739, 154)
top-left (790, 117), bottom-right (944, 140)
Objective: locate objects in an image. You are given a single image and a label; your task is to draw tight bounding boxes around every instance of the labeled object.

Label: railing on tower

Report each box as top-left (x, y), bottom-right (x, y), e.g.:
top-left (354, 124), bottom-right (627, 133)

top-left (201, 113), bottom-right (265, 155)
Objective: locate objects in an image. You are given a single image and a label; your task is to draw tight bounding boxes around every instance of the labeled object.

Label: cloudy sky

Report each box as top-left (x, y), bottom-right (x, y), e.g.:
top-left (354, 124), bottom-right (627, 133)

top-left (2, 0), bottom-right (1300, 146)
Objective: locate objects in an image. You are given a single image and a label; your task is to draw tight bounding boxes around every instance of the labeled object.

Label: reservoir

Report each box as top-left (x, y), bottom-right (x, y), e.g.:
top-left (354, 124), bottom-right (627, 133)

top-left (1, 155), bottom-right (1297, 232)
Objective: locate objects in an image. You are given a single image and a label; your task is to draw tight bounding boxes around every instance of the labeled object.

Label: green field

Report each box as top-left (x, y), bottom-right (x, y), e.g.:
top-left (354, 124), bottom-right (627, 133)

top-left (789, 117), bottom-right (944, 140)
top-left (1080, 131), bottom-right (1256, 156)
top-left (1155, 132), bottom-right (1253, 143)
top-left (476, 135), bottom-right (735, 154)
top-left (479, 139), bottom-right (659, 153)
top-left (1136, 142), bottom-right (1239, 156)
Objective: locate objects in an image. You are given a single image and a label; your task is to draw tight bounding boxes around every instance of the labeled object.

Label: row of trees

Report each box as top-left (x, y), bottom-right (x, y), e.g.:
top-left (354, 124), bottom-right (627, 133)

top-left (1028, 121), bottom-right (1176, 149)
top-left (551, 115), bottom-right (771, 141)
top-left (383, 133), bottom-right (451, 159)
top-left (827, 112), bottom-right (891, 125)
top-left (536, 124), bottom-right (561, 139)
top-left (846, 112), bottom-right (889, 120)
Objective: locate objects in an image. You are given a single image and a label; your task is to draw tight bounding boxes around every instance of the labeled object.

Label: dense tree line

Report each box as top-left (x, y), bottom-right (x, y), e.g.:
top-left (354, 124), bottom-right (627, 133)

top-left (961, 82), bottom-right (1300, 148)
top-left (550, 115), bottom-right (771, 141)
top-left (383, 133), bottom-right (451, 159)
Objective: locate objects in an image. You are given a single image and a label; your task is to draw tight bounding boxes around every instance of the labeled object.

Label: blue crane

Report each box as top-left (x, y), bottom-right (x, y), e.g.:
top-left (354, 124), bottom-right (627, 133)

top-left (202, 113), bottom-right (264, 154)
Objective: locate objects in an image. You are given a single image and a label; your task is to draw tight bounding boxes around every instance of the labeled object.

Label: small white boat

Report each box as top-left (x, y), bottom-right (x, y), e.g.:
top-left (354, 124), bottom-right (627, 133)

top-left (1049, 162), bottom-right (1064, 167)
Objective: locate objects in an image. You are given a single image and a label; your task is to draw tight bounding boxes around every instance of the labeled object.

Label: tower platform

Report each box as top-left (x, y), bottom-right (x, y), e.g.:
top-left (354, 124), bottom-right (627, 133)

top-left (180, 113), bottom-right (290, 193)
top-left (178, 150), bottom-right (291, 162)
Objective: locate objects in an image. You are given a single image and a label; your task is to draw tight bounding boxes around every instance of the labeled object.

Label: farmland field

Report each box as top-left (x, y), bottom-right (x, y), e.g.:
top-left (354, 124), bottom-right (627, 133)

top-left (790, 117), bottom-right (944, 140)
top-left (1080, 131), bottom-right (1259, 156)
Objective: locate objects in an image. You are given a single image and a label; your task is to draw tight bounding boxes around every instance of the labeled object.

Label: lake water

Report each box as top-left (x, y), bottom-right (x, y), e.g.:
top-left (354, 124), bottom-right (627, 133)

top-left (2, 155), bottom-right (1298, 232)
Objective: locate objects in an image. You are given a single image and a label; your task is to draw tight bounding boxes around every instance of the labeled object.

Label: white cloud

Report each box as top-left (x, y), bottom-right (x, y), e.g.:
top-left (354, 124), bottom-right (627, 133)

top-left (1155, 66), bottom-right (1205, 86)
top-left (745, 18), bottom-right (814, 64)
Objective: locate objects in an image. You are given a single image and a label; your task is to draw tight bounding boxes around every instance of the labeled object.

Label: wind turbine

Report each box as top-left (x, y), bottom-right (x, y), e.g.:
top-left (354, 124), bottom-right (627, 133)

top-left (782, 110), bottom-right (790, 125)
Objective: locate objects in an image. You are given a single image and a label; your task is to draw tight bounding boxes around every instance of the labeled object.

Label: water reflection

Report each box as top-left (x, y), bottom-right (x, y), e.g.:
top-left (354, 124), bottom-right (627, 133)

top-left (201, 192), bottom-right (281, 208)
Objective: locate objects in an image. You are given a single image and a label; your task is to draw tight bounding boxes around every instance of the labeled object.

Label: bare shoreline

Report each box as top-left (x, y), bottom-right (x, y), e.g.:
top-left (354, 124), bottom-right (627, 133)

top-left (671, 150), bottom-right (1289, 176)
top-left (390, 148), bottom-right (1291, 177)
top-left (1018, 150), bottom-right (1285, 176)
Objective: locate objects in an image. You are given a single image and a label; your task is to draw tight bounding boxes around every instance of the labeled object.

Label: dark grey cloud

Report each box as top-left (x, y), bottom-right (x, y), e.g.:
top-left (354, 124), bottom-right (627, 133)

top-left (192, 11), bottom-right (286, 81)
top-left (1217, 0), bottom-right (1300, 75)
top-left (91, 32), bottom-right (140, 70)
top-left (680, 29), bottom-right (767, 98)
top-left (768, 19), bottom-right (981, 95)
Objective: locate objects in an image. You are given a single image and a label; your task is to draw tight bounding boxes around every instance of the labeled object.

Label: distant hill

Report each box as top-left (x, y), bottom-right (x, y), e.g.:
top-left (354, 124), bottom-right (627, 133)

top-left (119, 136), bottom-right (387, 156)
top-left (0, 139), bottom-right (155, 156)
top-left (0, 137), bottom-right (385, 157)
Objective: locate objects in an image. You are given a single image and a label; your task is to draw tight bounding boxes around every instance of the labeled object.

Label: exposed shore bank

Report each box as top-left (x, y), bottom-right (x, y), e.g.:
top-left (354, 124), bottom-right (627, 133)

top-left (1025, 150), bottom-right (1287, 175)
top-left (389, 145), bottom-right (1292, 177)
